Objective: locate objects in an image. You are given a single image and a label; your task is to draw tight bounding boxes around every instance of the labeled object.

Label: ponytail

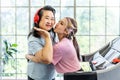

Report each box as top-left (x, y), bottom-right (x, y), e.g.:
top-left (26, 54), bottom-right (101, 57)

top-left (73, 36), bottom-right (81, 61)
top-left (65, 17), bottom-right (81, 61)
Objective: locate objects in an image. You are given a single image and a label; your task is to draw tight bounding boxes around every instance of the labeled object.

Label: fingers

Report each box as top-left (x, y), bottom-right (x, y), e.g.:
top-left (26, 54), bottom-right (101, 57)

top-left (34, 27), bottom-right (45, 32)
top-left (34, 27), bottom-right (40, 31)
top-left (25, 54), bottom-right (29, 62)
top-left (25, 54), bottom-right (28, 59)
top-left (33, 27), bottom-right (50, 38)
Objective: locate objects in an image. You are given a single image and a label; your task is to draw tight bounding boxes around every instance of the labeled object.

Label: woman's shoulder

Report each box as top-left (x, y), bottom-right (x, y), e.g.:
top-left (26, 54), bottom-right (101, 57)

top-left (61, 38), bottom-right (71, 43)
top-left (55, 38), bottom-right (70, 47)
top-left (28, 35), bottom-right (43, 43)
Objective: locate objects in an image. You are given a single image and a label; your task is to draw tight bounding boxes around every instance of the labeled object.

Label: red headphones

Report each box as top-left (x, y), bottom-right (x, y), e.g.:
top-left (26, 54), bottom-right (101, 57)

top-left (34, 8), bottom-right (43, 24)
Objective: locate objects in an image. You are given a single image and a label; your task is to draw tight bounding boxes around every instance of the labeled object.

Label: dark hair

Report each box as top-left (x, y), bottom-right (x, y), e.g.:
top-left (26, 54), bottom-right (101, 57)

top-left (65, 17), bottom-right (81, 61)
top-left (28, 5), bottom-right (56, 40)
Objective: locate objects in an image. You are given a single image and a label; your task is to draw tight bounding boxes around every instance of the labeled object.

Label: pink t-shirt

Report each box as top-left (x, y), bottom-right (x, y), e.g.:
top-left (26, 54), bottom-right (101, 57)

top-left (52, 38), bottom-right (81, 73)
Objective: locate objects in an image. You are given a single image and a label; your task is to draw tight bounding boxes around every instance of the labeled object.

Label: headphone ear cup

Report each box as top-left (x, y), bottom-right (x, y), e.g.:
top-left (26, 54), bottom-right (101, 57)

top-left (34, 8), bottom-right (42, 24)
top-left (34, 14), bottom-right (39, 24)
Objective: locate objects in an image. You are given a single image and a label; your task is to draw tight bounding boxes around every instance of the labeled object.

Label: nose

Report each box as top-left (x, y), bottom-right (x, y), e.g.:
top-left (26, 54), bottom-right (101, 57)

top-left (47, 19), bottom-right (52, 24)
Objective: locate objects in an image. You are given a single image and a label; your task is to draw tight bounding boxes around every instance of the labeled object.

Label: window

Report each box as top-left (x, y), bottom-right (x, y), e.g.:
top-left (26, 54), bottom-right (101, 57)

top-left (0, 0), bottom-right (120, 80)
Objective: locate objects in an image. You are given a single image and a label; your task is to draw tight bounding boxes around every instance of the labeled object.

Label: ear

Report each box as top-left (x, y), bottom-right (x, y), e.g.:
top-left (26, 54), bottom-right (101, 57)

top-left (64, 29), bottom-right (69, 35)
top-left (65, 28), bottom-right (73, 34)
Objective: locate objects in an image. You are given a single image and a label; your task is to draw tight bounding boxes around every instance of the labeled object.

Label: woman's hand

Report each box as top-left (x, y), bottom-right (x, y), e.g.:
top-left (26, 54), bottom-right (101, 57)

top-left (34, 27), bottom-right (50, 39)
top-left (25, 54), bottom-right (31, 62)
top-left (25, 54), bottom-right (29, 59)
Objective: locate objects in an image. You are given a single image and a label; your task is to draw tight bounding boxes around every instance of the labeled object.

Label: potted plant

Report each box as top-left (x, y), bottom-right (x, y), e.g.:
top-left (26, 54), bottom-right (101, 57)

top-left (0, 40), bottom-right (18, 72)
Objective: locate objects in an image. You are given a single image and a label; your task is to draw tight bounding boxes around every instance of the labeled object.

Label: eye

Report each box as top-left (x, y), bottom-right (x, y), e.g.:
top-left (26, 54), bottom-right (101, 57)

top-left (51, 18), bottom-right (55, 21)
top-left (60, 22), bottom-right (63, 25)
top-left (45, 17), bottom-right (49, 19)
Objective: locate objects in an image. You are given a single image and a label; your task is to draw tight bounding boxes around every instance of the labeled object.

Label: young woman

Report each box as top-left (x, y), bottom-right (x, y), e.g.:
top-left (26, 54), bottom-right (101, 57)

top-left (26, 17), bottom-right (81, 74)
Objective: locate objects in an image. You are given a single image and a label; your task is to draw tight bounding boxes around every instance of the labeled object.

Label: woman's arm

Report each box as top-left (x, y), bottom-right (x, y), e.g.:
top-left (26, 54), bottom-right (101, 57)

top-left (25, 27), bottom-right (53, 64)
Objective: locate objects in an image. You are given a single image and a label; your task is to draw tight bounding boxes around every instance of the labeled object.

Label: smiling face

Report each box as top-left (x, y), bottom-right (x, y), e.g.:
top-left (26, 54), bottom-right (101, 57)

top-left (39, 10), bottom-right (55, 31)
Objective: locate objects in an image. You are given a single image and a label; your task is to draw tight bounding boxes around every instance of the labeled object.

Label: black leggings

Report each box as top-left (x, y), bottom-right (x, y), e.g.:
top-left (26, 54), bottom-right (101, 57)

top-left (28, 76), bottom-right (55, 80)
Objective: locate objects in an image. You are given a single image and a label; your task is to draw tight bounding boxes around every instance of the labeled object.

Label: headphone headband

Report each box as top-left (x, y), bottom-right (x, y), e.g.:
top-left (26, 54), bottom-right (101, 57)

top-left (34, 8), bottom-right (43, 24)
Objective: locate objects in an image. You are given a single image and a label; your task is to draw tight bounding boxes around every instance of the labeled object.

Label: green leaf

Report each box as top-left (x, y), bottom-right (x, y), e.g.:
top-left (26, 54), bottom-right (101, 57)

top-left (3, 54), bottom-right (9, 64)
top-left (9, 47), bottom-right (18, 53)
top-left (11, 44), bottom-right (18, 47)
top-left (6, 51), bottom-right (13, 57)
top-left (3, 40), bottom-right (9, 51)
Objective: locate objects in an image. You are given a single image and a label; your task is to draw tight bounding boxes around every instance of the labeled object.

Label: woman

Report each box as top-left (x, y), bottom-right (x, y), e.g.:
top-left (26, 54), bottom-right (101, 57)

top-left (27, 5), bottom-right (57, 80)
top-left (26, 17), bottom-right (81, 73)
